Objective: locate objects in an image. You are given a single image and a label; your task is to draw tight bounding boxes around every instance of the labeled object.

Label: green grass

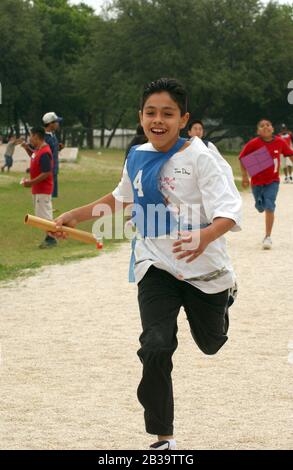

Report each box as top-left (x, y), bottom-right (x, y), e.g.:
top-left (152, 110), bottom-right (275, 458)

top-left (0, 148), bottom-right (241, 282)
top-left (222, 152), bottom-right (241, 177)
top-left (222, 152), bottom-right (243, 190)
top-left (0, 149), bottom-right (126, 282)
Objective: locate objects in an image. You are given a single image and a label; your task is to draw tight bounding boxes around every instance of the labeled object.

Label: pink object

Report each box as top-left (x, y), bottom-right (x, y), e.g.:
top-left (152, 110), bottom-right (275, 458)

top-left (241, 146), bottom-right (274, 177)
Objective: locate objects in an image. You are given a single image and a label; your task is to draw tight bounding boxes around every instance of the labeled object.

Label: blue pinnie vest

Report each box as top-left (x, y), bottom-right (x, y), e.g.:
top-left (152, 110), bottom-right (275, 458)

top-left (126, 138), bottom-right (186, 282)
top-left (126, 137), bottom-right (186, 238)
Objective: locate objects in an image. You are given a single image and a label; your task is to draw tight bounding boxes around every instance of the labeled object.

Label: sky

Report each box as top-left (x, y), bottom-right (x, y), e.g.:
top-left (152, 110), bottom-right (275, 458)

top-left (70, 0), bottom-right (106, 12)
top-left (70, 0), bottom-right (293, 13)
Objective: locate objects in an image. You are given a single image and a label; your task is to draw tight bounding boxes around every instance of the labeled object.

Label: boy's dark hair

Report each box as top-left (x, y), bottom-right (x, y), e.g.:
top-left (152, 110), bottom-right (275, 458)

top-left (30, 126), bottom-right (45, 139)
top-left (257, 118), bottom-right (273, 128)
top-left (141, 78), bottom-right (188, 116)
top-left (188, 119), bottom-right (204, 132)
top-left (136, 124), bottom-right (145, 135)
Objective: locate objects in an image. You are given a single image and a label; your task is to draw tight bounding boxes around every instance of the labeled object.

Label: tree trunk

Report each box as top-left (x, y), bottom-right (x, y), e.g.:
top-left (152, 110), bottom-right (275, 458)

top-left (80, 129), bottom-right (86, 148)
top-left (100, 111), bottom-right (106, 148)
top-left (86, 113), bottom-right (94, 149)
top-left (22, 120), bottom-right (30, 140)
top-left (13, 106), bottom-right (20, 137)
top-left (106, 110), bottom-right (125, 148)
top-left (62, 127), bottom-right (67, 146)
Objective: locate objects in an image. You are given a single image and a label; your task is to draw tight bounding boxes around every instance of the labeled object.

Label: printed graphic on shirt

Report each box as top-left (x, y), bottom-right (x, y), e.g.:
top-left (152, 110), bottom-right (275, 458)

top-left (159, 176), bottom-right (176, 192)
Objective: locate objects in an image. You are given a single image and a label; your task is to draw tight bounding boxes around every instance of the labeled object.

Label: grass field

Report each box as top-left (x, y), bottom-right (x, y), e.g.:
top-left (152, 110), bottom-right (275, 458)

top-left (222, 151), bottom-right (242, 182)
top-left (0, 149), bottom-right (126, 282)
top-left (0, 148), bottom-right (241, 282)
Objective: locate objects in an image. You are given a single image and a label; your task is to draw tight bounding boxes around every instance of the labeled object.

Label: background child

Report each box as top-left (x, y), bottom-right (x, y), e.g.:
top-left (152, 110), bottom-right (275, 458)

top-left (188, 119), bottom-right (204, 138)
top-left (52, 78), bottom-right (242, 450)
top-left (1, 135), bottom-right (24, 172)
top-left (240, 119), bottom-right (293, 249)
top-left (21, 127), bottom-right (57, 249)
top-left (42, 112), bottom-right (63, 199)
top-left (278, 123), bottom-right (293, 183)
top-left (188, 119), bottom-right (222, 154)
top-left (187, 118), bottom-right (237, 192)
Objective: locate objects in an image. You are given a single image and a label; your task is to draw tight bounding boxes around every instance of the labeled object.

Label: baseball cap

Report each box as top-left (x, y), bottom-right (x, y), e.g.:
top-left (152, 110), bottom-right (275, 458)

top-left (42, 112), bottom-right (63, 125)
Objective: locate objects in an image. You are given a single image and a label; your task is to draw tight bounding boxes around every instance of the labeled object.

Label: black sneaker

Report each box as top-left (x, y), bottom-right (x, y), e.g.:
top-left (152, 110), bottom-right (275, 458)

top-left (39, 238), bottom-right (57, 249)
top-left (149, 440), bottom-right (176, 450)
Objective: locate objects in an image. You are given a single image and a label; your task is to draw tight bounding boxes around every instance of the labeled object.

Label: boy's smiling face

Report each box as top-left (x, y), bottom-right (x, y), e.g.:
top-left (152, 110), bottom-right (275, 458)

top-left (257, 120), bottom-right (274, 141)
top-left (139, 91), bottom-right (189, 152)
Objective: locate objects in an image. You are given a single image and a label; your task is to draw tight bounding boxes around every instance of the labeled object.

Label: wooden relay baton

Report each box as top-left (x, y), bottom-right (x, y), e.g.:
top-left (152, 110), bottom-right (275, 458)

top-left (24, 214), bottom-right (103, 249)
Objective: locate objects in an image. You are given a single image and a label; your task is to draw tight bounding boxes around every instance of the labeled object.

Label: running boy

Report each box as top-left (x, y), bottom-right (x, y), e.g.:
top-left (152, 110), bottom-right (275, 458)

top-left (240, 119), bottom-right (293, 250)
top-left (53, 78), bottom-right (242, 450)
top-left (21, 127), bottom-right (57, 248)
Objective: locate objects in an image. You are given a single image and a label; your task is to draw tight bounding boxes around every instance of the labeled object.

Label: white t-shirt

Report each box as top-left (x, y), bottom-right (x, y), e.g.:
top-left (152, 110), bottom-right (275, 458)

top-left (112, 137), bottom-right (242, 293)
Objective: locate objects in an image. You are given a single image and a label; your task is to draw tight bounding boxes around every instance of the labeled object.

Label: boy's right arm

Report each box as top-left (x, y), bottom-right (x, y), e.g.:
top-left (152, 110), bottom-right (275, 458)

top-left (239, 143), bottom-right (250, 188)
top-left (21, 142), bottom-right (33, 156)
top-left (53, 193), bottom-right (129, 238)
top-left (240, 160), bottom-right (250, 188)
top-left (54, 161), bottom-right (134, 238)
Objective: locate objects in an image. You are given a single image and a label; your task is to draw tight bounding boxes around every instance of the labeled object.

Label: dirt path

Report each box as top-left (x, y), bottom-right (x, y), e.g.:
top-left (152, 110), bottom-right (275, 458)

top-left (1, 186), bottom-right (293, 450)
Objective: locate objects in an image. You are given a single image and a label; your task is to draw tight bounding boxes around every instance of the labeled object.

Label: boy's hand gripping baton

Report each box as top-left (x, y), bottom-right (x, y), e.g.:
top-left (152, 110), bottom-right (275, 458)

top-left (24, 214), bottom-right (103, 249)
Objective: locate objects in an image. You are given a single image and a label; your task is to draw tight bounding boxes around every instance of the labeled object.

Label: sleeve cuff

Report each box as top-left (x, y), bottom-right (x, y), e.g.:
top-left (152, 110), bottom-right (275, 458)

top-left (212, 212), bottom-right (242, 232)
top-left (112, 189), bottom-right (134, 204)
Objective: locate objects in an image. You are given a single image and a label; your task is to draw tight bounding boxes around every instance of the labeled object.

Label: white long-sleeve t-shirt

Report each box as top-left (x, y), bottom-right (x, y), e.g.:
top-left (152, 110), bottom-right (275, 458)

top-left (112, 137), bottom-right (242, 293)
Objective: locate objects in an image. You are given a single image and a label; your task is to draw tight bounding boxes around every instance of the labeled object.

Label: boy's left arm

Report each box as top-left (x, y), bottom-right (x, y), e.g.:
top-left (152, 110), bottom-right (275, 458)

top-left (22, 172), bottom-right (51, 187)
top-left (173, 152), bottom-right (242, 263)
top-left (173, 218), bottom-right (235, 263)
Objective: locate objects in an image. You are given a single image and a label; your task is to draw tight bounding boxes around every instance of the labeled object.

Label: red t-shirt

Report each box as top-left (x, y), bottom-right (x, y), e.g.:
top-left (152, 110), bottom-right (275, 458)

top-left (239, 136), bottom-right (293, 186)
top-left (278, 131), bottom-right (293, 149)
top-left (30, 144), bottom-right (53, 195)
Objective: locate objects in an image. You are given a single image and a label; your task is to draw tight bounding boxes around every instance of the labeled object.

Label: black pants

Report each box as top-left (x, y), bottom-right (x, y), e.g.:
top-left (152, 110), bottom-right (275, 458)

top-left (52, 173), bottom-right (58, 198)
top-left (137, 266), bottom-right (230, 436)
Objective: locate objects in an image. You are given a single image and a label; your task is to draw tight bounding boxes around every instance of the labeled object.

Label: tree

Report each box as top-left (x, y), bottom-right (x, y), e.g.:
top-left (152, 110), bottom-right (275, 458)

top-left (1, 0), bottom-right (292, 144)
top-left (32, 0), bottom-right (95, 124)
top-left (71, 14), bottom-right (139, 147)
top-left (0, 0), bottom-right (42, 133)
